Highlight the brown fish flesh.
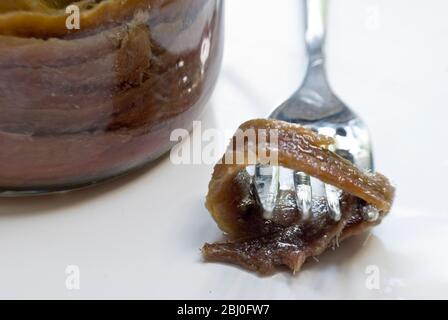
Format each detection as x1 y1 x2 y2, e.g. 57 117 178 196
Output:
202 119 395 275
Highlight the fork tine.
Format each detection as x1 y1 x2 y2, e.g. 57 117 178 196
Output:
253 164 280 219
294 172 312 220
324 183 342 221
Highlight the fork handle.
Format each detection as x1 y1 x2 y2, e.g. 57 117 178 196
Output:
305 0 327 64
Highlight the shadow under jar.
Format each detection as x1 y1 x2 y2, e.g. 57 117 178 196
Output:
0 0 224 195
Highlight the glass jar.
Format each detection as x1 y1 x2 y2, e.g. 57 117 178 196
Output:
0 0 224 195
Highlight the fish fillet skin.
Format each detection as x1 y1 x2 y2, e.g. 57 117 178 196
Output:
0 0 155 38
202 119 395 274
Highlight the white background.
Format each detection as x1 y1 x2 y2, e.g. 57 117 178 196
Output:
0 0 447 299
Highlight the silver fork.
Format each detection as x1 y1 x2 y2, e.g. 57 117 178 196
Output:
253 0 375 221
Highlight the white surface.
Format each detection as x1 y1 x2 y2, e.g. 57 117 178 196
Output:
1 0 448 299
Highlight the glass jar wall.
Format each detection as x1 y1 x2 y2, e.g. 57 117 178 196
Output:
0 0 224 194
